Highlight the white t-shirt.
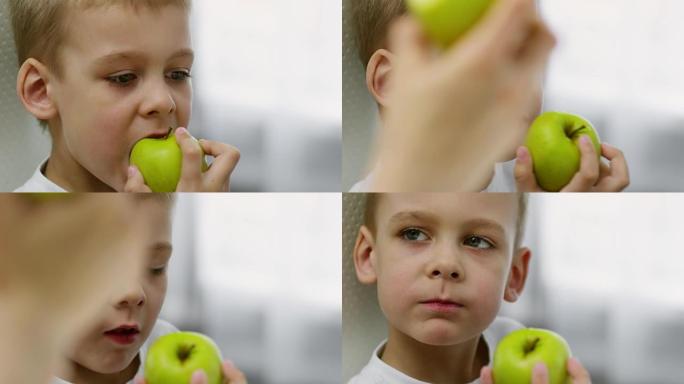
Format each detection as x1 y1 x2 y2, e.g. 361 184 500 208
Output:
349 160 516 193
14 159 67 192
50 319 179 384
348 317 524 384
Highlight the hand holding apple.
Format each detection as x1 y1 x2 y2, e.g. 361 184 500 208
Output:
406 0 495 48
480 356 591 384
127 128 240 193
129 128 208 192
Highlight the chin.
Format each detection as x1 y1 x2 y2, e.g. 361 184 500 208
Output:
410 323 470 347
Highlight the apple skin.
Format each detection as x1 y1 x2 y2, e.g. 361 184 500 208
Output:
406 0 495 47
493 328 572 384
129 133 209 193
525 112 601 192
145 332 223 384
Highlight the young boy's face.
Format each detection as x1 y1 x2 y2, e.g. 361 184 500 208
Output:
361 194 526 346
49 4 193 190
65 199 172 375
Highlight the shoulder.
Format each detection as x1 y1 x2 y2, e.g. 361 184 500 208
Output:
149 318 180 339
348 340 429 384
350 172 374 192
14 159 66 193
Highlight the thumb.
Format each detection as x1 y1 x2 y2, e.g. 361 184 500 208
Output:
191 370 208 384
133 377 147 384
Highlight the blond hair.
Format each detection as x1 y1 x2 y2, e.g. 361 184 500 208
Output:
364 193 529 250
349 0 407 67
8 0 192 75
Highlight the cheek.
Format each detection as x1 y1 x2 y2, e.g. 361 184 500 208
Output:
468 262 508 321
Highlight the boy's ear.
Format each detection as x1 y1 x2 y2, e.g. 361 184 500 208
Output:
16 58 58 122
353 225 378 285
504 247 532 303
365 49 394 108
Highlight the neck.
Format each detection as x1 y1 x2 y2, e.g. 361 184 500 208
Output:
45 137 115 192
381 326 489 384
57 354 139 384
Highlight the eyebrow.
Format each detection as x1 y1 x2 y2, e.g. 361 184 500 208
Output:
149 242 173 260
388 212 507 237
387 211 439 226
463 219 507 238
93 48 194 66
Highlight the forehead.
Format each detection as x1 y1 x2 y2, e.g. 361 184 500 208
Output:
137 199 173 242
376 194 519 231
61 4 191 61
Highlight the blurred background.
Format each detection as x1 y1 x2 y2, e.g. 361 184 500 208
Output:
343 193 684 384
0 0 341 192
342 0 684 191
165 194 341 384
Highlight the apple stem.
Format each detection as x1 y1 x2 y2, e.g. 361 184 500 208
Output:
523 337 540 356
567 125 586 137
178 344 195 363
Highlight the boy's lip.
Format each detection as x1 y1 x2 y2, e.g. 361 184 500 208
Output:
145 127 174 139
103 323 141 345
419 298 465 313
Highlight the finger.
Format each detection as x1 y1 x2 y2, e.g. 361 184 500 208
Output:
480 366 494 384
389 16 432 71
199 140 240 192
567 357 591 384
176 127 204 190
191 370 208 384
124 166 152 193
596 143 630 191
222 360 247 384
133 377 147 384
563 135 599 192
531 362 549 384
514 146 542 192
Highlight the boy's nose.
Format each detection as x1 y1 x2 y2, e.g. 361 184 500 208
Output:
428 244 465 281
140 81 176 118
116 285 146 308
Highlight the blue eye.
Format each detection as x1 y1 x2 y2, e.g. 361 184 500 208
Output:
167 70 191 81
463 236 494 249
107 73 137 86
401 228 429 242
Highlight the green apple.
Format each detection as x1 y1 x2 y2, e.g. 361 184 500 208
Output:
406 0 495 47
129 130 209 192
145 332 223 384
525 112 601 192
493 328 572 384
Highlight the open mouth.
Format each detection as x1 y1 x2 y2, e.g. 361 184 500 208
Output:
103 325 140 345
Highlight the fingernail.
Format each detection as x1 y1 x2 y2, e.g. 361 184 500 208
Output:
580 135 591 146
223 359 235 369
177 127 188 136
128 166 136 177
192 370 208 380
516 147 529 162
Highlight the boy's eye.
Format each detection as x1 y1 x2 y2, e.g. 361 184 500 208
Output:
107 73 138 86
401 228 429 242
150 266 167 276
167 70 192 81
463 236 494 249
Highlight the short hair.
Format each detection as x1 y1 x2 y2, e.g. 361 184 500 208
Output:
8 0 192 75
364 193 529 250
349 0 407 67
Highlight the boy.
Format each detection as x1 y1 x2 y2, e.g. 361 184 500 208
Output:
9 0 240 192
350 193 590 383
44 195 246 384
348 0 629 192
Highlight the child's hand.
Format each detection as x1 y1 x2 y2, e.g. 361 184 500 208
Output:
479 357 592 384
135 360 247 384
125 127 240 192
514 137 630 192
372 0 556 191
